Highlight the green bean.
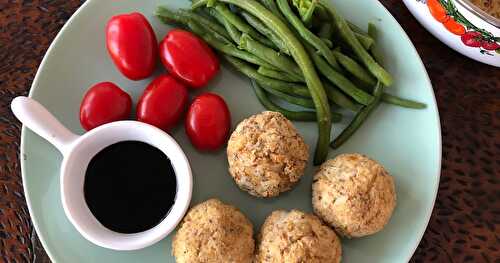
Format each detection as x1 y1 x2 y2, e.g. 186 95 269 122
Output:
314 4 330 20
355 33 374 50
240 11 290 54
230 55 357 111
214 3 275 48
325 21 373 50
277 0 342 72
322 81 359 111
258 67 303 82
202 7 224 24
205 7 242 43
156 6 190 24
331 82 384 149
259 0 287 22
239 33 303 79
318 23 333 39
258 81 316 109
321 2 393 86
321 38 333 48
224 55 310 97
194 0 332 164
332 50 377 86
331 32 373 51
306 44 374 105
157 7 232 42
252 80 318 122
347 21 367 36
367 22 384 64
185 21 279 70
253 81 343 122
381 93 427 109
301 1 318 27
351 77 374 93
368 22 377 39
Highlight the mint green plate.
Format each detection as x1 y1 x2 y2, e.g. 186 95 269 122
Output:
21 0 441 262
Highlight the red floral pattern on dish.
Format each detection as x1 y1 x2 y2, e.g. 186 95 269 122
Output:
418 0 500 55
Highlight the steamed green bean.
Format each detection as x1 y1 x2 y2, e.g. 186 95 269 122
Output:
306 44 374 105
239 33 303 78
214 3 275 47
331 82 384 148
332 50 377 86
258 67 303 82
322 1 393 86
277 0 342 72
240 11 290 54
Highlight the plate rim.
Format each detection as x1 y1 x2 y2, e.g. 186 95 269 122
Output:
19 0 442 262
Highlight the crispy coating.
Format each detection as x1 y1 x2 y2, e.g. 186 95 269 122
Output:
255 210 342 263
312 153 396 238
227 111 309 198
172 199 255 263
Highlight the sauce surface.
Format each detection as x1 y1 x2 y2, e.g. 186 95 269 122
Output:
84 141 176 234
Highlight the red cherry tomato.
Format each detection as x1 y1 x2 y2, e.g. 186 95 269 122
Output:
136 75 188 131
185 93 231 151
159 29 219 88
80 82 132 131
461 31 482 47
106 12 158 80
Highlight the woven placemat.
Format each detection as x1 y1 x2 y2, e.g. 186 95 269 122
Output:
0 0 498 262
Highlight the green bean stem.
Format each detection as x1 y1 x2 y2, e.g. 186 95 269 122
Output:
321 1 393 86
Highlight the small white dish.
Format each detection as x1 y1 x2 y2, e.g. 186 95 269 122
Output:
403 0 500 67
11 96 193 251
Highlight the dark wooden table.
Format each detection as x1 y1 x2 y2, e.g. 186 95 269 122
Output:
1 0 498 262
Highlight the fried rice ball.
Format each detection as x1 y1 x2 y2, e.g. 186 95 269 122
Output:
255 209 342 263
172 199 255 263
227 111 309 198
312 153 396 238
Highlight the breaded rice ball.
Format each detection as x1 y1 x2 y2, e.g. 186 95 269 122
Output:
312 153 396 238
255 210 342 263
227 111 309 198
172 199 255 263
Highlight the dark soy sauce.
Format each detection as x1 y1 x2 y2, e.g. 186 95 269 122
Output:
84 141 176 234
